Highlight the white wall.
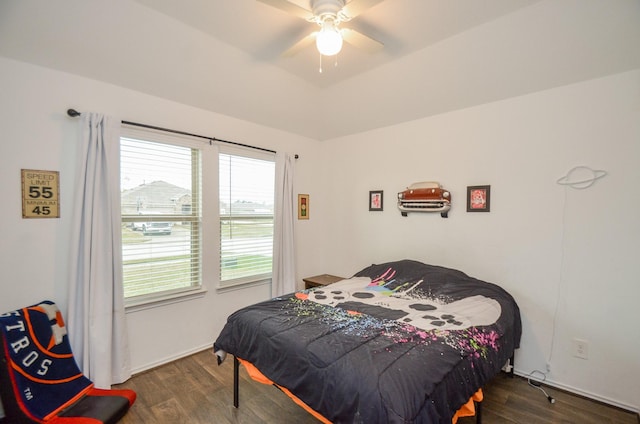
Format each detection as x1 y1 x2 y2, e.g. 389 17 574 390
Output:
0 57 325 371
319 70 640 412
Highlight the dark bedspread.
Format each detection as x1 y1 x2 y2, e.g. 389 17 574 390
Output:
214 260 521 423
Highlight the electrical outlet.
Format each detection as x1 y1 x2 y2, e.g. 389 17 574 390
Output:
572 338 589 359
546 362 551 372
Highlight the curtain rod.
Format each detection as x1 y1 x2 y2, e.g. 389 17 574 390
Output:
67 108 298 158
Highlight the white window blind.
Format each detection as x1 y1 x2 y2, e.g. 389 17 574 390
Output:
120 135 202 301
219 150 275 287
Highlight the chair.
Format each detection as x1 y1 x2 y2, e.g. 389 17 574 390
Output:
0 301 136 423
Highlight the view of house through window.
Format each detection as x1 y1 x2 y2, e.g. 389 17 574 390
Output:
219 150 275 287
120 135 202 300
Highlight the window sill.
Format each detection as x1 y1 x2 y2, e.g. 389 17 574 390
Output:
216 278 271 294
125 287 208 313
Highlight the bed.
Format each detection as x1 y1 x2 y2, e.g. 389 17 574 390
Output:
214 259 521 423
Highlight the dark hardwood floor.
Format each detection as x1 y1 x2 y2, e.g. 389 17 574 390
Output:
114 350 638 423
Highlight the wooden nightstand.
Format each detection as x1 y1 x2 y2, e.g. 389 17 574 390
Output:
303 274 345 289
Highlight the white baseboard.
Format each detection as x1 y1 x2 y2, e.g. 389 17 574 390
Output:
513 369 639 414
130 343 213 375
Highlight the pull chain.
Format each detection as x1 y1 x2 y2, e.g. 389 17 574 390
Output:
319 53 339 73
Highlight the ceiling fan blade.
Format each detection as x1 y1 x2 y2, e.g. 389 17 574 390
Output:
256 0 314 21
342 0 386 19
341 28 383 53
281 32 317 57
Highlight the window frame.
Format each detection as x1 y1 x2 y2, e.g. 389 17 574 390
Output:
218 145 276 289
120 126 208 308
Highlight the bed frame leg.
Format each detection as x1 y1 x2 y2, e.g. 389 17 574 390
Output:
233 356 239 408
475 399 482 424
509 354 515 378
502 354 516 377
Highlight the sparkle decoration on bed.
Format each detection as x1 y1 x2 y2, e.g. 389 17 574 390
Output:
304 275 501 331
289 288 501 361
288 266 505 362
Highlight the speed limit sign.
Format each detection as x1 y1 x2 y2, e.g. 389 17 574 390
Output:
21 169 60 218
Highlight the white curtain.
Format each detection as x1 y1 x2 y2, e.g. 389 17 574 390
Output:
272 152 296 297
67 113 131 388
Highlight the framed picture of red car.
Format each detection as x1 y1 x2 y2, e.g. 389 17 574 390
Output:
467 185 491 212
369 190 383 211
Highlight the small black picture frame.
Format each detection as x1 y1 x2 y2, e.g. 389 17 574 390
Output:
369 190 383 211
467 185 491 212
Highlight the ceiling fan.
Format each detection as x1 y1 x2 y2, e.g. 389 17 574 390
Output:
258 0 385 57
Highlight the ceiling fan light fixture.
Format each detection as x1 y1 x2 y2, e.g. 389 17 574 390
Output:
316 19 343 56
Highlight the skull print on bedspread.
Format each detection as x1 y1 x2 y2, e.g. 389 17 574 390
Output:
307 276 501 331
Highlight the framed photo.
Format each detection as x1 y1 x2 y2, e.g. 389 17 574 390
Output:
467 185 491 212
369 190 383 211
298 194 309 219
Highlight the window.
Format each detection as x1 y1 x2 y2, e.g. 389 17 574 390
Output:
120 130 202 302
219 148 275 287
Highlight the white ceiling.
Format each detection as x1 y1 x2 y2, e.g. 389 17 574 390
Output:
1 0 639 140
130 0 542 88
